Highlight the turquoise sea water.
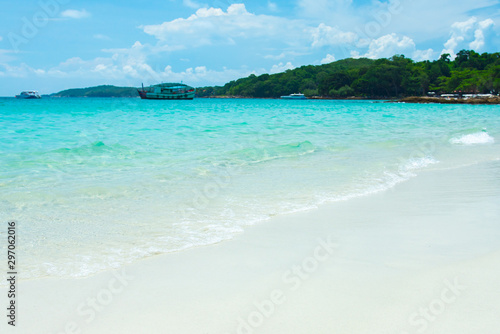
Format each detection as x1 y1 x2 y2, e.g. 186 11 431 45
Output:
0 98 499 280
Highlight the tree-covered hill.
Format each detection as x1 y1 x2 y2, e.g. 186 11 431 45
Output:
51 85 139 97
197 50 500 99
49 51 500 99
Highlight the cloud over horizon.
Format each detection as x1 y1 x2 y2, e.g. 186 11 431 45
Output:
60 9 91 19
441 17 496 57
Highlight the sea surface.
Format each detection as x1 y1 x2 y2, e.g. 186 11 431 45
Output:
0 97 499 281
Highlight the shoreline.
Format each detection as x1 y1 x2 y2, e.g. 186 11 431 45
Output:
394 96 500 104
6 95 499 104
2 159 499 333
198 95 388 100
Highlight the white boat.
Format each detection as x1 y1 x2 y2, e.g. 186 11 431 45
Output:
15 91 41 99
280 93 306 100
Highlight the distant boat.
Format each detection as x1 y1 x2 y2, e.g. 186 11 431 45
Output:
280 93 306 100
15 91 41 99
138 83 196 100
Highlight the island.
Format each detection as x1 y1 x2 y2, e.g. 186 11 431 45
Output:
49 50 500 104
51 85 139 98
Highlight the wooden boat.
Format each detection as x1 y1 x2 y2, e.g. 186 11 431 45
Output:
138 83 195 100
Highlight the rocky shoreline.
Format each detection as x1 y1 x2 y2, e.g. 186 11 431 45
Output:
394 96 500 104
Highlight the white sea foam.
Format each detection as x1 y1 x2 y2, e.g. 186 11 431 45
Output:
400 156 439 173
450 132 495 145
318 156 440 204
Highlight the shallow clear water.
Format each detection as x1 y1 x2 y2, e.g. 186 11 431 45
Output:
0 97 499 280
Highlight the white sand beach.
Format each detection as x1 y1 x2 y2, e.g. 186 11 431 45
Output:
2 160 500 334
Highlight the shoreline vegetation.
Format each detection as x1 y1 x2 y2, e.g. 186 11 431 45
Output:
197 49 500 100
47 50 500 104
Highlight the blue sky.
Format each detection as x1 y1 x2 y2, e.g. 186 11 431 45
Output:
0 0 499 95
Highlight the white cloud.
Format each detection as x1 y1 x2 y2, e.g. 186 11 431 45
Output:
183 0 202 9
264 53 286 60
478 18 495 30
61 9 91 19
0 39 259 88
413 48 434 61
470 18 495 50
452 17 477 33
264 51 308 60
3 29 299 87
442 17 495 56
442 36 464 57
354 33 415 59
310 23 358 47
93 34 111 41
441 17 476 56
148 65 256 86
350 50 361 58
469 30 485 51
268 1 278 12
350 33 435 61
297 0 496 45
320 54 336 64
0 49 17 63
270 62 294 74
142 4 307 48
0 62 42 78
